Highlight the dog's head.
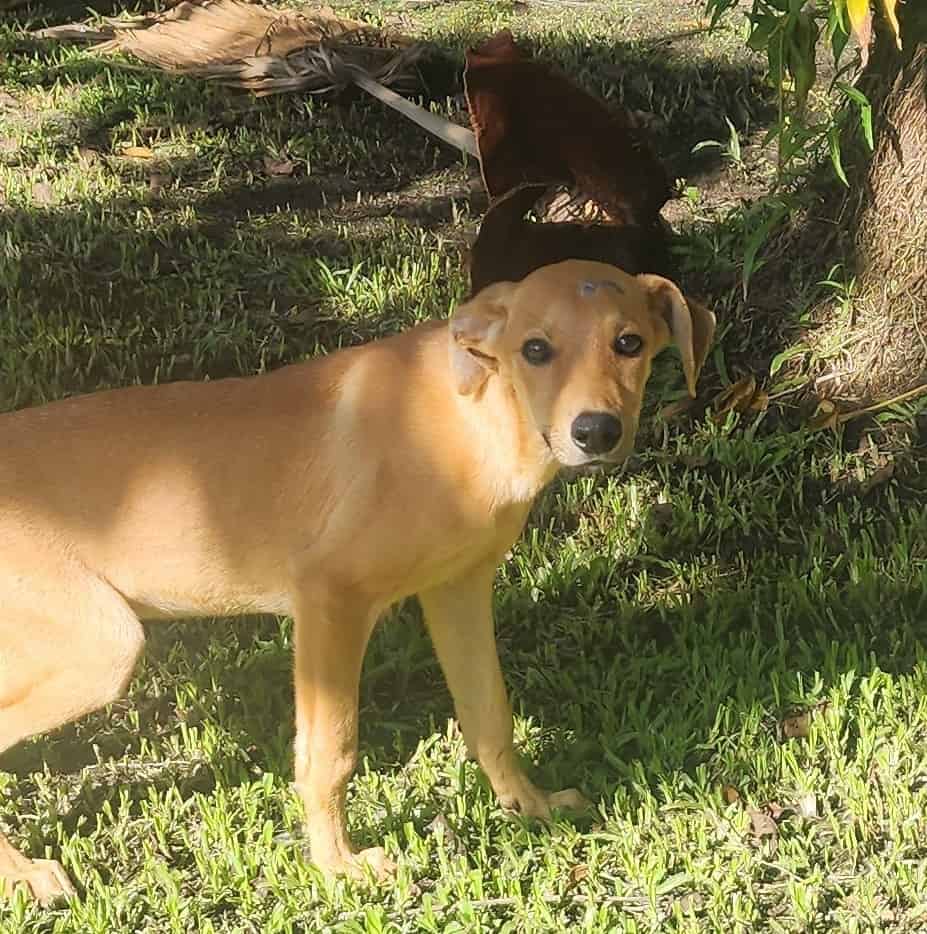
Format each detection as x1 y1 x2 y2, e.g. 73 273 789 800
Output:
449 259 715 468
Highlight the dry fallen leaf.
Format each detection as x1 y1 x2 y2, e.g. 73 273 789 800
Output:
722 784 741 804
782 711 811 739
568 863 589 886
32 180 54 204
77 146 101 166
859 460 894 496
659 396 695 421
748 806 778 841
121 145 154 159
712 375 769 421
713 375 756 417
765 801 785 821
749 390 769 413
808 398 839 432
263 154 297 177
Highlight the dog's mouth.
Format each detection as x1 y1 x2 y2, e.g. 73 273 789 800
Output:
543 418 637 469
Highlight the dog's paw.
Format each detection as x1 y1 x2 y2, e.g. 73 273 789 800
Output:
313 845 396 883
1 858 76 906
547 788 594 814
499 785 593 821
348 846 396 882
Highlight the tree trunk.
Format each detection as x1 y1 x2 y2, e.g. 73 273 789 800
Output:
835 10 927 402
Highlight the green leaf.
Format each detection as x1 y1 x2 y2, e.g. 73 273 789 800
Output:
747 12 781 51
827 0 851 65
770 345 808 376
828 124 849 186
788 12 818 112
837 81 874 149
742 201 789 298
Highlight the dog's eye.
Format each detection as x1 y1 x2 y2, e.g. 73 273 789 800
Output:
521 338 554 365
613 334 643 357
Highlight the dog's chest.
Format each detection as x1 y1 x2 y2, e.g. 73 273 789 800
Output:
359 502 530 604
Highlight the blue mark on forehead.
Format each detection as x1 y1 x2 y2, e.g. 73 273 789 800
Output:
578 279 624 297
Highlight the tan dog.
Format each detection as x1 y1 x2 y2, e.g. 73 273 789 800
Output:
0 260 714 903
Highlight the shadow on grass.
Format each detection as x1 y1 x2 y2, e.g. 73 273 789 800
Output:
2 479 925 850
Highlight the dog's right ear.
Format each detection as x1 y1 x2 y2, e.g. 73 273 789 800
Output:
448 282 514 396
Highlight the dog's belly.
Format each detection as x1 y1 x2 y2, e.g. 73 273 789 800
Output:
126 590 292 622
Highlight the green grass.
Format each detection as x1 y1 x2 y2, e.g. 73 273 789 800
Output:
2 1 927 931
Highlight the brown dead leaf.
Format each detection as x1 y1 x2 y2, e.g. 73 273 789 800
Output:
658 396 695 421
782 711 811 739
808 398 839 432
714 375 756 413
568 863 589 886
859 460 894 496
263 154 297 177
121 145 154 159
722 784 740 804
32 180 54 204
77 146 101 166
749 390 769 413
748 806 778 841
712 375 765 421
677 892 705 914
765 801 785 821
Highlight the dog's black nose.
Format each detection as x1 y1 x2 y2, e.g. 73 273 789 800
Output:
571 411 622 455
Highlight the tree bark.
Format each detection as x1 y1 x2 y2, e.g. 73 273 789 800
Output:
837 10 927 400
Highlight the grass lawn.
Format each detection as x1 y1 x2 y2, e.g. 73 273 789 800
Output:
2 1 927 931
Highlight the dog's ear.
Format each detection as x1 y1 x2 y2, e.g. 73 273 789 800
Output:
638 274 716 398
448 282 514 396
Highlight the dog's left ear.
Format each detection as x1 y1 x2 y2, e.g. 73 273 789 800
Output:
448 282 514 396
638 274 716 398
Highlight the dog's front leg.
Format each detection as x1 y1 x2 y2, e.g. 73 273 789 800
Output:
291 587 393 880
419 563 590 820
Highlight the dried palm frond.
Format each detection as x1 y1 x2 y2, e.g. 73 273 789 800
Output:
32 0 475 150
34 1 424 96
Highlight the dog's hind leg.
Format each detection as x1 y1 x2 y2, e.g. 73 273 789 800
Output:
0 548 146 904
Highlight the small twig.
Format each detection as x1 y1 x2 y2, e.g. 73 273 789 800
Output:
838 381 927 423
766 381 810 402
644 25 713 47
